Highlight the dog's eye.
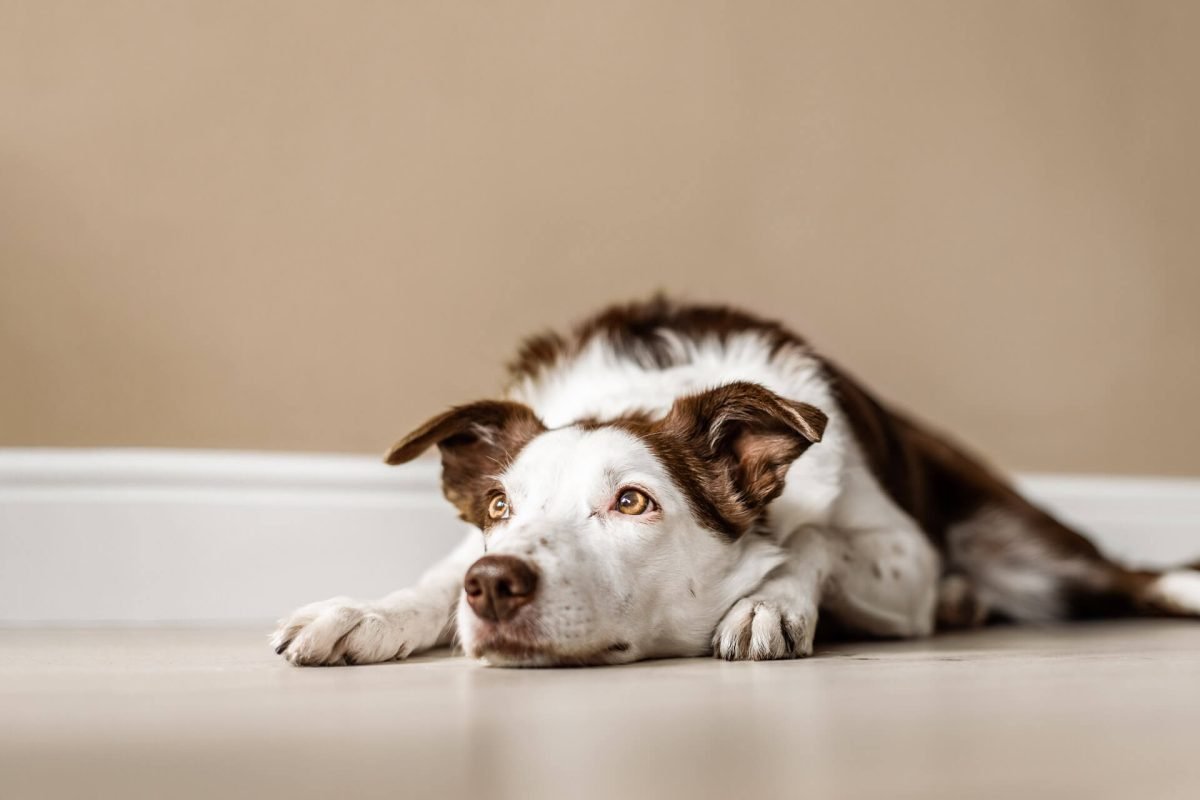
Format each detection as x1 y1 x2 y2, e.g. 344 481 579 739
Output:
616 488 653 516
487 494 510 521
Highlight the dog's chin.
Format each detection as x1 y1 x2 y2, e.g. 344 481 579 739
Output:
463 625 636 668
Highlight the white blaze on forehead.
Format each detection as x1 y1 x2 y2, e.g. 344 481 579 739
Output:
500 426 674 512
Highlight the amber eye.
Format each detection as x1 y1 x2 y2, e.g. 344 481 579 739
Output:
616 488 652 516
487 494 510 521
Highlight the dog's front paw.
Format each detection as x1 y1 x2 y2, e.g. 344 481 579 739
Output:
713 597 816 661
271 596 432 667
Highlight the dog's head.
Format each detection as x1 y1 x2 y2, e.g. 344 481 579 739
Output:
387 382 826 666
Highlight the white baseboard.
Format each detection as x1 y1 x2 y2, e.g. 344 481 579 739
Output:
1 448 1198 623
0 449 457 624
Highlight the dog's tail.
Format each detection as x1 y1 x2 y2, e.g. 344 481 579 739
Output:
1136 564 1200 617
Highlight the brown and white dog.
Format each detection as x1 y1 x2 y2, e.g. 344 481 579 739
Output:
273 298 1200 666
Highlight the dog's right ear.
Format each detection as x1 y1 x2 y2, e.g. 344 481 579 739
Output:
385 401 546 525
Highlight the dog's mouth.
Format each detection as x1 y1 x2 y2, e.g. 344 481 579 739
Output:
468 626 546 663
468 627 633 667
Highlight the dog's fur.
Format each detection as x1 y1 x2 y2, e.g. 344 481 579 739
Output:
273 298 1200 666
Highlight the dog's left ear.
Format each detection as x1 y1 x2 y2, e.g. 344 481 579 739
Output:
657 382 827 534
385 400 546 526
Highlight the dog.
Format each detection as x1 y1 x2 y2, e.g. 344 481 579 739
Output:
272 298 1200 666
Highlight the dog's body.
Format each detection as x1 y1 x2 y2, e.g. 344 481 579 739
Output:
273 299 1200 666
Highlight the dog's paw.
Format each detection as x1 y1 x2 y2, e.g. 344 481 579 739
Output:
271 596 434 667
712 597 816 661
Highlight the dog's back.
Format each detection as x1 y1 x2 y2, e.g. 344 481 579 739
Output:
506 297 1200 627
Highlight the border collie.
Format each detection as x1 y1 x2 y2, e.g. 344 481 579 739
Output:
273 298 1200 666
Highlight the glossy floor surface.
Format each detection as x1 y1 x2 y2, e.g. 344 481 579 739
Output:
2 622 1198 799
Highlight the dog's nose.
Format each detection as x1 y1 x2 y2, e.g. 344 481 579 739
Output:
464 555 539 622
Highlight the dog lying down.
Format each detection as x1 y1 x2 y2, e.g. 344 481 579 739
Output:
273 298 1200 667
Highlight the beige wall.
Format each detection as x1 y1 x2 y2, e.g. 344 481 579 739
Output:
2 1 1198 475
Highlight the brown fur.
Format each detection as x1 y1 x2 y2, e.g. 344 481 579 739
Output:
385 401 545 528
822 359 1160 618
508 295 809 386
618 382 826 540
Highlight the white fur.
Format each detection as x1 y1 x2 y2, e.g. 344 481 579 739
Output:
946 505 1104 622
1145 571 1200 616
457 426 788 664
275 329 943 665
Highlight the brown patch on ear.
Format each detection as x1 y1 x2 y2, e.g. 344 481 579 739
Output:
638 382 827 539
384 401 546 527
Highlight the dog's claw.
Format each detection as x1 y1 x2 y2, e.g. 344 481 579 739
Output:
713 597 816 661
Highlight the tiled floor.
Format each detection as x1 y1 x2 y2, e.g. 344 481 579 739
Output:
2 622 1198 799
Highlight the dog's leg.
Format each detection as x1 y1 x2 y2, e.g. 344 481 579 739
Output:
935 573 989 629
947 502 1200 622
711 474 942 659
817 466 942 639
272 528 483 666
820 522 941 638
712 526 829 660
